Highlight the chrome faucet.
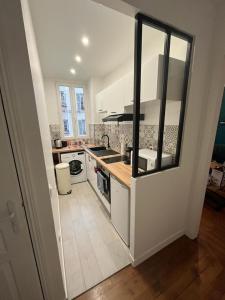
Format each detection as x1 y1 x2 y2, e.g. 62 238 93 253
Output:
101 134 110 149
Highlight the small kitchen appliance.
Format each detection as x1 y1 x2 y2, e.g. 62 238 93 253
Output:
54 139 63 149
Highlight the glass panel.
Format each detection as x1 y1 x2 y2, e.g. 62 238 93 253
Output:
75 87 87 136
137 24 166 174
59 86 74 137
162 35 188 167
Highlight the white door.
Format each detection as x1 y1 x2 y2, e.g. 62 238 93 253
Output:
0 93 43 300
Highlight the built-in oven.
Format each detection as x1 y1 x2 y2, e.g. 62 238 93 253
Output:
96 164 111 204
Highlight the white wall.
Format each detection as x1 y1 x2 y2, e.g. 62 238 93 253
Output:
88 77 103 124
0 0 66 299
44 78 60 124
20 0 67 296
186 2 225 238
121 0 221 264
95 0 224 265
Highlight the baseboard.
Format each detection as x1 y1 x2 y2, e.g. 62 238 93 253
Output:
132 230 185 267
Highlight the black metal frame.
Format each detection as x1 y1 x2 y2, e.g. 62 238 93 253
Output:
132 13 193 178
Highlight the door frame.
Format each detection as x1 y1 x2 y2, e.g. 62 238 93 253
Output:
0 88 45 300
0 1 65 299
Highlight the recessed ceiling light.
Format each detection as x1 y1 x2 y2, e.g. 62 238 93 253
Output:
81 36 89 46
70 68 76 75
75 55 82 63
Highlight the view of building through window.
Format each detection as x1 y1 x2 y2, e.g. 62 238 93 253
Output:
59 86 74 137
59 85 87 137
75 87 86 136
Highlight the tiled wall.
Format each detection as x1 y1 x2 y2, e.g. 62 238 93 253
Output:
49 123 178 155
49 124 61 140
89 123 178 155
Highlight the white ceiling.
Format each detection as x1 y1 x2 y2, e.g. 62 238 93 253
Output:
28 0 137 81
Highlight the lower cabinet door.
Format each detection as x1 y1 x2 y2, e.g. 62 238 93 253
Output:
111 176 130 246
86 154 91 182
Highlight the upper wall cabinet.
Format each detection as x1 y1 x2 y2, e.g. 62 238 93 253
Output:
96 90 108 113
96 92 103 113
97 78 125 115
108 78 125 114
124 73 134 107
141 54 185 102
96 54 185 115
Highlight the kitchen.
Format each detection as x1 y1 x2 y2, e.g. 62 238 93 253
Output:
27 0 190 298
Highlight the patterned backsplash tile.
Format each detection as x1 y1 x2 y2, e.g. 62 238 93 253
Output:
89 123 178 155
49 124 61 140
49 122 178 156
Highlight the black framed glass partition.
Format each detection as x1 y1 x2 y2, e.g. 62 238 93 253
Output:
132 13 193 177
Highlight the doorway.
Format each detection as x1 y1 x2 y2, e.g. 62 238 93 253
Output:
204 87 225 211
27 0 134 298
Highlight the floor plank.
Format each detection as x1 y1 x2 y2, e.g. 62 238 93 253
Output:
59 181 131 299
76 203 225 300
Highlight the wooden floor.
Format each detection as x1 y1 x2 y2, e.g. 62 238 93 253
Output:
76 203 225 300
59 182 131 300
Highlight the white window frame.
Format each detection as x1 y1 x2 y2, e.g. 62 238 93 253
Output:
74 87 87 137
56 82 88 139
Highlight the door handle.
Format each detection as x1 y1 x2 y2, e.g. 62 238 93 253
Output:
7 200 19 234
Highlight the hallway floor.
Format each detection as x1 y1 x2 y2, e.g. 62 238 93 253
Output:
59 182 131 300
76 203 225 300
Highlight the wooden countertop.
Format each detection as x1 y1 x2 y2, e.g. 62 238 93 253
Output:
84 147 132 188
52 144 96 154
52 144 132 188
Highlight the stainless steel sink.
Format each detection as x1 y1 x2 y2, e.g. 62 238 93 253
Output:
101 155 127 164
88 147 119 157
88 146 106 152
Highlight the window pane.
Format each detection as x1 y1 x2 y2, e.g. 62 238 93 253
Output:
59 86 73 137
138 24 166 174
75 87 86 136
162 35 188 167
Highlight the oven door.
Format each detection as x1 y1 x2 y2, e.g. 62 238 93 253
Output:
69 159 83 176
97 170 111 203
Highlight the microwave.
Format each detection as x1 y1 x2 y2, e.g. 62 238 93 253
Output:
137 149 172 172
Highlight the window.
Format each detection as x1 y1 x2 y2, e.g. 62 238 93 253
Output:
59 86 73 137
75 87 86 136
58 85 87 138
132 13 193 177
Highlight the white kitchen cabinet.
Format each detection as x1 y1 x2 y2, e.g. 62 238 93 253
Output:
104 78 125 115
96 92 103 113
111 176 130 246
86 153 97 191
123 73 134 107
96 93 101 112
96 54 185 114
86 153 91 181
141 54 185 102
